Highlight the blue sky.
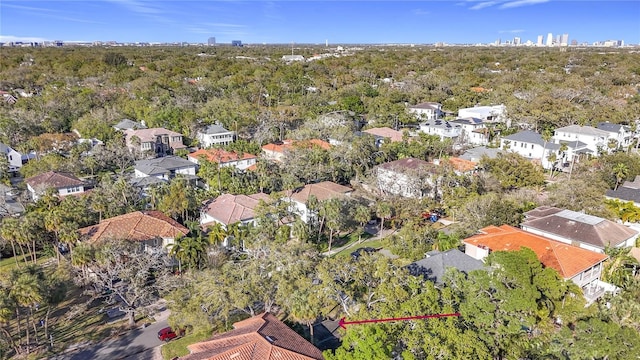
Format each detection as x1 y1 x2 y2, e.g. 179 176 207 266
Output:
1 1 638 45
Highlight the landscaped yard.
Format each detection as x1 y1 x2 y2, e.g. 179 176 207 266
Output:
161 331 212 360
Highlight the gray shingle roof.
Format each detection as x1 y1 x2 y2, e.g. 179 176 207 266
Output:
135 156 195 176
606 177 640 203
503 130 560 150
459 146 502 162
114 119 147 130
201 124 231 135
597 122 629 133
406 249 485 284
451 117 484 126
555 125 609 137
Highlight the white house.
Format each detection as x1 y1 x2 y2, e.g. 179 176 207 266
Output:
458 104 508 126
553 125 609 155
596 122 634 150
376 158 439 199
200 193 270 229
0 143 36 173
500 130 560 169
25 171 85 201
134 156 198 180
418 120 461 141
196 124 235 148
408 102 443 120
521 206 640 253
188 148 257 171
450 117 490 146
284 181 352 223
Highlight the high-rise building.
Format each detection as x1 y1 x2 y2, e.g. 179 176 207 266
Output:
231 40 242 47
513 37 521 46
560 34 569 46
546 33 553 46
537 35 543 46
208 37 216 46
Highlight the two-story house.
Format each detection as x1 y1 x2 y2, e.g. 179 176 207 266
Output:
408 102 443 120
463 225 613 304
25 171 85 201
451 117 489 146
188 148 257 171
458 104 508 126
377 158 439 199
134 156 198 180
196 124 235 148
596 122 634 150
553 125 609 155
124 128 186 157
0 143 36 173
418 120 461 142
521 206 639 253
500 130 560 169
200 193 270 230
284 181 352 223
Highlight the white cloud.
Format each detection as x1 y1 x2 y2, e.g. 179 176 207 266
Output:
0 35 50 43
470 1 499 10
500 0 550 9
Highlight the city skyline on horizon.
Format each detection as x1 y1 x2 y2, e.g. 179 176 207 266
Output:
1 1 638 45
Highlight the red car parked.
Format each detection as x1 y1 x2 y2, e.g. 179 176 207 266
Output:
158 327 177 342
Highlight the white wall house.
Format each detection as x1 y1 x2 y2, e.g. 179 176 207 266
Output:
500 131 560 169
418 120 461 141
458 104 509 127
450 118 490 146
197 124 235 148
25 171 85 201
408 102 443 120
283 181 352 223
188 149 257 171
0 143 36 173
377 158 438 199
596 122 635 150
553 125 609 155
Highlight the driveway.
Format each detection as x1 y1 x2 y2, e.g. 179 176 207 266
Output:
58 303 170 360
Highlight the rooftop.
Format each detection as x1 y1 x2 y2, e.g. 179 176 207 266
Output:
554 125 609 137
79 210 188 243
285 181 352 203
362 127 404 142
463 225 609 279
200 124 233 135
502 130 560 149
182 312 324 360
25 171 84 189
202 193 270 226
189 148 256 164
262 139 332 154
135 156 196 175
407 249 485 284
378 157 436 172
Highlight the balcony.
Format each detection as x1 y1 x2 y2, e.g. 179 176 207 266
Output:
582 280 619 305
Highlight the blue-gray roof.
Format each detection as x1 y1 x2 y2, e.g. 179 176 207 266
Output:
114 119 147 130
597 122 629 133
421 119 461 130
135 156 195 176
406 249 485 284
451 117 484 126
201 124 232 135
459 146 502 162
503 130 560 150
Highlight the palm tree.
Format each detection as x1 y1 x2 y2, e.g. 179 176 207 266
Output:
208 222 227 247
71 244 95 283
288 288 317 345
10 269 44 352
613 163 629 190
376 201 392 234
353 205 371 243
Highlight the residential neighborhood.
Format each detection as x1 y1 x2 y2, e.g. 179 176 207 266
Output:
1 44 640 360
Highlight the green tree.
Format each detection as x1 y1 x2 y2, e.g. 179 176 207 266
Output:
613 162 629 190
480 152 545 189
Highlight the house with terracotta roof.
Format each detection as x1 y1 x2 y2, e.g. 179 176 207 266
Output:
79 210 188 250
521 206 639 253
25 171 85 201
437 157 477 175
181 312 324 360
284 181 352 223
188 148 257 171
123 127 186 157
407 102 443 120
200 193 270 229
262 139 331 162
376 158 439 199
463 225 613 304
362 127 404 145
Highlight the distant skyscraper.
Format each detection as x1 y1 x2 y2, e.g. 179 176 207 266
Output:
560 34 569 46
208 37 216 46
546 33 553 46
537 35 543 46
231 40 242 47
513 37 521 46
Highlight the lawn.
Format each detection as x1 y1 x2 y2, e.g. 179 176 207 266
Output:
333 238 384 259
161 331 212 360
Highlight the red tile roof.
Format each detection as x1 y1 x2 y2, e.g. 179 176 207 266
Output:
363 127 404 142
79 211 188 243
189 148 257 164
285 181 352 203
443 157 477 173
201 193 271 226
463 225 608 279
182 313 324 360
25 171 83 189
